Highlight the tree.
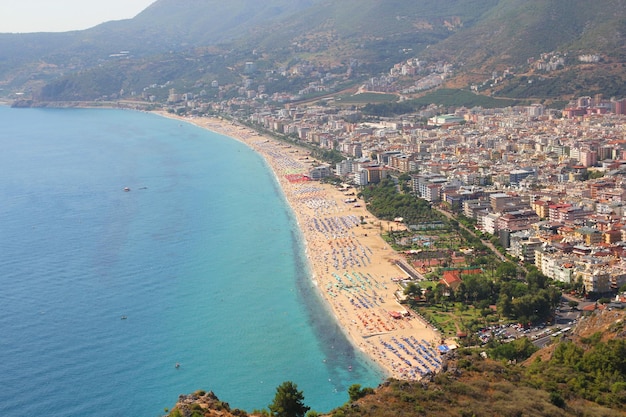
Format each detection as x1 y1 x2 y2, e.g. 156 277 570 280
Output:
348 384 373 402
526 269 548 291
495 262 517 281
269 381 310 417
433 282 447 305
497 293 513 318
348 384 363 402
491 336 538 361
574 275 585 295
404 282 422 299
424 288 435 304
549 391 566 408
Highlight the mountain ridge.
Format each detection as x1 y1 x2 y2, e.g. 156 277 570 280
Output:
1 0 624 103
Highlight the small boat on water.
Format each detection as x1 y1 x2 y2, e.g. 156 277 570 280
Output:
121 315 127 320
175 363 180 369
123 187 130 192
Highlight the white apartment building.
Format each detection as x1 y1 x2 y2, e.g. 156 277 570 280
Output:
480 212 501 235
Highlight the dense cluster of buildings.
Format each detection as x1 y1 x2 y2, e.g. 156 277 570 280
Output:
240 97 626 295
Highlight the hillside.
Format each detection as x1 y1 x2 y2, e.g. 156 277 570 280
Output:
92 0 317 49
1 0 624 103
243 0 499 60
18 0 499 101
0 0 315 95
426 0 626 99
167 310 626 417
425 0 626 68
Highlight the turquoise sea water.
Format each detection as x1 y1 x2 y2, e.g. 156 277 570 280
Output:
0 107 384 416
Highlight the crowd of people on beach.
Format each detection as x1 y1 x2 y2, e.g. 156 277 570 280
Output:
285 179 444 380
377 337 443 379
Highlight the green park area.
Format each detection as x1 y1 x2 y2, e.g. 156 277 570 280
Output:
335 92 398 105
418 301 500 339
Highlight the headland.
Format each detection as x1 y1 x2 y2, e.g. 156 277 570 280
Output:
158 112 443 380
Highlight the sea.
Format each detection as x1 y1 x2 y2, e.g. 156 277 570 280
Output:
0 106 385 417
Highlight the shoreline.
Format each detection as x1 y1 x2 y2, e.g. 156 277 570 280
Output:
157 112 443 381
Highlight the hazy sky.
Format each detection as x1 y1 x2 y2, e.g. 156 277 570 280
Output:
0 0 157 33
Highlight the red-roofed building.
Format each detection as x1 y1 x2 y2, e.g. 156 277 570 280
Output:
440 270 463 290
440 268 483 291
582 303 606 313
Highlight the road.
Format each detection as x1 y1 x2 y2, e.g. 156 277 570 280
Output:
433 205 510 264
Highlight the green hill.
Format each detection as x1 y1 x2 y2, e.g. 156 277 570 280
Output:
425 0 626 67
1 0 624 102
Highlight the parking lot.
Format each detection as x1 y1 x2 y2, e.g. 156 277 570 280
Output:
475 296 587 348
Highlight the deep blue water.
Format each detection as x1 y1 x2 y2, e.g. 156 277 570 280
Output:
0 107 384 416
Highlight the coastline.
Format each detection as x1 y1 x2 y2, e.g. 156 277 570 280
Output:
158 112 443 381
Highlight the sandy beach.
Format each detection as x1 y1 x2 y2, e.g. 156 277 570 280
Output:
160 112 443 380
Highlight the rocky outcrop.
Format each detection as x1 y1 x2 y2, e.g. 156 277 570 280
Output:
169 390 252 417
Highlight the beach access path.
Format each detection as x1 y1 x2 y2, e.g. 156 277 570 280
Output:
159 113 443 380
